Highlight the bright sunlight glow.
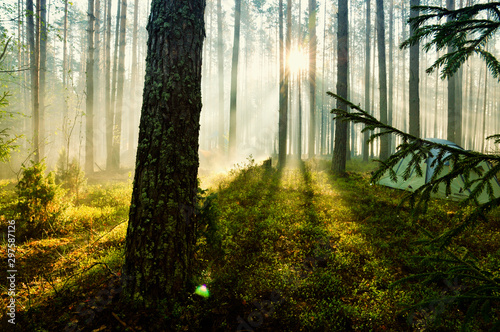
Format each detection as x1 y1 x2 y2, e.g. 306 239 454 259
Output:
288 48 309 74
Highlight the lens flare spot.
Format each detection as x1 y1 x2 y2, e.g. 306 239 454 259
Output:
195 284 209 298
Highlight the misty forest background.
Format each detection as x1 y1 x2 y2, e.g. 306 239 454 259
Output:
1 0 500 331
3 0 500 174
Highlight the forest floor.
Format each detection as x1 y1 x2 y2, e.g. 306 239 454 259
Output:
1 158 499 331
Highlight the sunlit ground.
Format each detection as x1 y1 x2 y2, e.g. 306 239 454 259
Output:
2 158 499 331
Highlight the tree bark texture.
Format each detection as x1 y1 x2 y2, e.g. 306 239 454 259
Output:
123 0 205 307
217 0 224 152
27 0 40 162
130 0 139 159
86 0 95 174
278 0 287 167
39 0 46 159
363 0 370 162
376 0 389 161
409 0 420 138
105 0 113 169
447 0 457 143
332 0 348 174
308 0 316 158
112 0 127 169
228 0 241 158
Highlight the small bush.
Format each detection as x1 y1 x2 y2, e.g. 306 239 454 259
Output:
55 149 86 199
16 161 63 238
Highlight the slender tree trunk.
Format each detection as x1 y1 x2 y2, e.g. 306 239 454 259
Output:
434 56 439 137
228 0 241 158
278 0 289 167
376 0 389 160
18 0 24 141
27 0 40 162
112 0 126 169
278 0 283 157
298 70 302 159
473 65 482 150
370 31 376 158
94 0 101 161
109 0 120 169
308 0 316 158
363 0 370 162
297 0 302 159
332 0 348 174
288 73 293 155
130 0 139 160
447 0 456 143
105 0 113 170
217 0 224 153
39 0 46 159
456 0 464 145
86 0 95 174
467 60 473 147
388 0 394 151
409 0 420 138
123 0 205 308
320 0 327 155
62 0 68 158
481 61 488 152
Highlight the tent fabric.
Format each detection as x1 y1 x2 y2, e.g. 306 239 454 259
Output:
377 138 500 204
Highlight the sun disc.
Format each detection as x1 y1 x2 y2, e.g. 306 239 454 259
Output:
289 48 308 73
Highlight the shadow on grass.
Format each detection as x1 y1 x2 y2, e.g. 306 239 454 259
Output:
11 160 467 331
319 169 472 330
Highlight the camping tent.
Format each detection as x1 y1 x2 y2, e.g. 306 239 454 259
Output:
377 138 500 204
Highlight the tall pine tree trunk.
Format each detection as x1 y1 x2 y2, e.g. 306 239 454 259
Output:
320 0 327 155
27 0 40 162
278 0 287 167
401 0 407 132
62 0 68 159
94 0 102 161
217 0 225 153
308 0 316 158
39 0 46 159
332 0 348 174
409 0 420 137
109 0 120 169
297 0 302 159
282 0 291 165
481 61 488 152
86 0 95 174
123 0 205 308
376 0 389 161
228 0 241 158
388 0 394 151
455 0 464 145
130 0 139 160
447 0 456 143
112 0 126 170
363 0 370 162
105 0 113 170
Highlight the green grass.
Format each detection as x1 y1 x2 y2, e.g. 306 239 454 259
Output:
1 160 499 331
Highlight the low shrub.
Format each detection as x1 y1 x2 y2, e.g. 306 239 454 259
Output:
16 161 64 238
55 149 87 200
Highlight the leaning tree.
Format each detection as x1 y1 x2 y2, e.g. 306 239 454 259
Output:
123 0 206 309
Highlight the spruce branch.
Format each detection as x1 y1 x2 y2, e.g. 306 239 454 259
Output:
329 91 500 223
401 2 500 80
